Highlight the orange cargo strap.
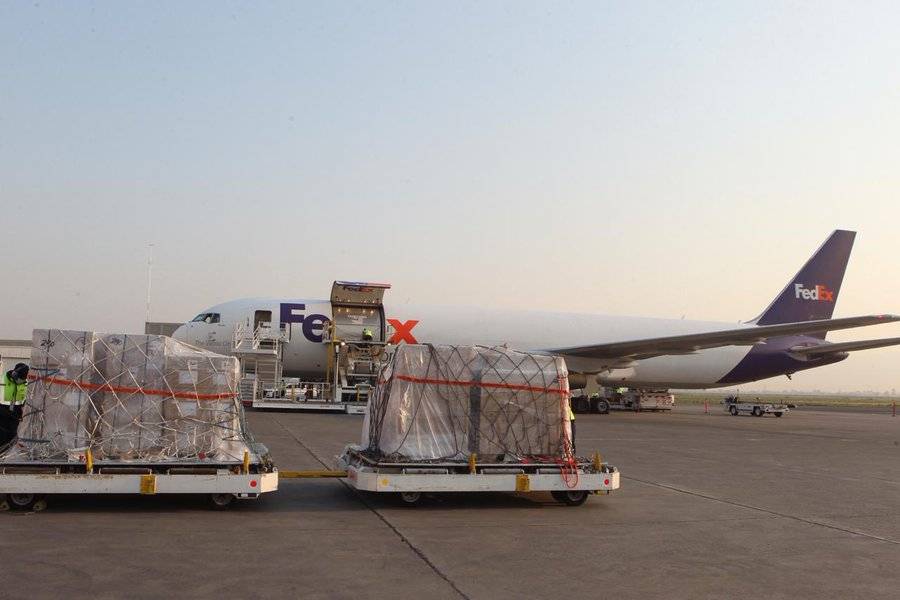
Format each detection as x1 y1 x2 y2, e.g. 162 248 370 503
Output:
393 374 568 396
28 374 237 402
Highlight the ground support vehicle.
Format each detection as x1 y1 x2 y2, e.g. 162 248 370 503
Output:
722 395 790 417
571 393 609 414
253 379 368 415
0 451 278 511
239 282 390 415
337 446 620 506
572 388 676 414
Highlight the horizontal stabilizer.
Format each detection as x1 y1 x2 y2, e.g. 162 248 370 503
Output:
550 314 900 363
789 337 900 357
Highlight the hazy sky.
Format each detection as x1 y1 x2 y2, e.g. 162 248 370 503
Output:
2 1 899 392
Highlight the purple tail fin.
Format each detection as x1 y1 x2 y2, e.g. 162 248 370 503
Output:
749 230 856 333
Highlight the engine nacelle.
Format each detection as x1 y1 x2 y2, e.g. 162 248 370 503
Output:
568 372 588 390
596 367 636 383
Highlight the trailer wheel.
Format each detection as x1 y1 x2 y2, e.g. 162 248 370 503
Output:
592 399 610 414
753 407 763 417
208 493 236 510
6 493 38 511
729 405 738 416
551 490 588 506
399 491 423 506
774 412 783 418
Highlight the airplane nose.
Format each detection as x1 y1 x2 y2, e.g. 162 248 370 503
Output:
172 324 188 341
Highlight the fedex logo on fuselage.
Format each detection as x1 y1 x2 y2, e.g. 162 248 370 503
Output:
280 303 420 344
281 303 330 342
794 283 834 302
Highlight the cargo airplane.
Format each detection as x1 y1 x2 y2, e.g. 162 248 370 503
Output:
173 230 900 390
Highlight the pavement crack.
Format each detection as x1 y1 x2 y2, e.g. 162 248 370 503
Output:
351 490 472 600
623 475 899 546
274 420 471 600
273 418 335 471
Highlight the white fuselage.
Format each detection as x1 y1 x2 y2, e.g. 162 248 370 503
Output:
173 298 756 389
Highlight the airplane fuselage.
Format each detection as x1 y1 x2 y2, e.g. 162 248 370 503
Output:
173 298 846 389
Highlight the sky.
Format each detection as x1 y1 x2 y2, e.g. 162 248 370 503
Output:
1 1 899 392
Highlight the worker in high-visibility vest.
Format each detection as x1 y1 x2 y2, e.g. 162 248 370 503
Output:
361 327 374 342
0 363 29 448
567 396 576 454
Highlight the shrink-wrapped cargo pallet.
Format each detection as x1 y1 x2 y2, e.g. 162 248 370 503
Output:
0 329 254 464
362 344 572 462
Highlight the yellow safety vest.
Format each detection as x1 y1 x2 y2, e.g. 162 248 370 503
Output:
2 372 27 406
567 400 575 421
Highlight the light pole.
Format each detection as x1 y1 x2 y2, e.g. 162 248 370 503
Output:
146 243 154 324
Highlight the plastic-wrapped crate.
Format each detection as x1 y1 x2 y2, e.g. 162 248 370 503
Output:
363 345 572 461
91 333 169 460
11 330 99 455
0 329 253 464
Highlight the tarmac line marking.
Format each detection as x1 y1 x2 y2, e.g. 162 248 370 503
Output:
623 475 899 546
273 418 471 600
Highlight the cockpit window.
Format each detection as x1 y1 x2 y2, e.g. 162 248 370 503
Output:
191 312 220 324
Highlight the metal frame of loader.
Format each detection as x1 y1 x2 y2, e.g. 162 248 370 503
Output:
250 281 392 414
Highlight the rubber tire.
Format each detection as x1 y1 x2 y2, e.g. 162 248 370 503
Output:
729 405 738 416
593 399 610 415
551 490 589 506
774 412 783 418
209 493 236 510
753 407 763 417
6 493 38 511
399 491 423 506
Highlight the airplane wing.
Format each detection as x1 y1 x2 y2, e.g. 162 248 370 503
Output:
788 336 900 357
549 314 900 362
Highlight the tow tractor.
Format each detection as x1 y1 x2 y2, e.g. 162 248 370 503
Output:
572 387 676 414
722 395 790 417
338 446 619 506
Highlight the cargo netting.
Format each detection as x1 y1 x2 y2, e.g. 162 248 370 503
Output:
362 344 573 462
0 329 258 464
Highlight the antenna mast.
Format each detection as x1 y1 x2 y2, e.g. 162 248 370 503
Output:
146 243 154 324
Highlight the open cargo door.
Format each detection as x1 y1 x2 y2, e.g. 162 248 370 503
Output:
330 281 391 342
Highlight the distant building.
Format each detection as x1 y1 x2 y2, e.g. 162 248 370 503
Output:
144 322 183 337
0 338 32 377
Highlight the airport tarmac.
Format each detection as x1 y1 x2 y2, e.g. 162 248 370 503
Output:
3 406 898 600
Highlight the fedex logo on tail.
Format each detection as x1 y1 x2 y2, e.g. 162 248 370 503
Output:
794 283 834 302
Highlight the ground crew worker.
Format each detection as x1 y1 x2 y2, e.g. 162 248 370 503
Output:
0 363 29 448
567 396 576 454
362 327 374 342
